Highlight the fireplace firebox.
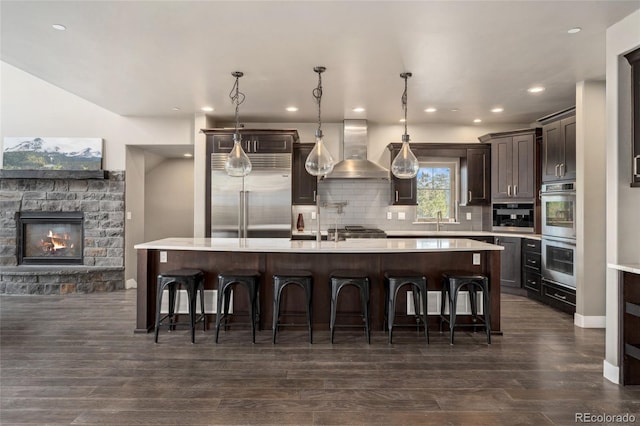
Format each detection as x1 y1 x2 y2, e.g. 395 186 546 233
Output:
17 212 84 265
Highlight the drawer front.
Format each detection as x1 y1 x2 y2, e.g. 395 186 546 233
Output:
542 281 576 306
523 270 541 293
523 239 541 252
523 251 541 272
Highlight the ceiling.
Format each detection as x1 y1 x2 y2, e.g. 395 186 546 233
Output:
2 1 639 127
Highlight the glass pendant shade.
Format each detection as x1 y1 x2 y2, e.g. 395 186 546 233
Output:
225 134 252 177
305 132 335 176
391 138 419 179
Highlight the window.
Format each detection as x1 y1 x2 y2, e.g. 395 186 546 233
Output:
416 160 458 221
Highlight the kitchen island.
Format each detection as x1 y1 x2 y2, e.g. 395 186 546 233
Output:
134 237 504 336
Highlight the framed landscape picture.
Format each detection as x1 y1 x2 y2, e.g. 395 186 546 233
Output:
2 137 103 170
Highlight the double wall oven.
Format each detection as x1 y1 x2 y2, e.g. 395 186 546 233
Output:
540 182 576 289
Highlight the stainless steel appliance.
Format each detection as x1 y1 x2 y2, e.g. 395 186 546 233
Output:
327 226 387 240
211 153 292 238
540 181 576 289
541 182 576 239
492 203 534 233
541 237 576 288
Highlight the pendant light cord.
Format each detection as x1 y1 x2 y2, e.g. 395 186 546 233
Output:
229 72 245 138
401 72 412 138
313 66 326 135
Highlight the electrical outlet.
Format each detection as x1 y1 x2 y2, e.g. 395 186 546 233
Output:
466 212 472 221
473 253 481 265
160 251 167 263
311 211 317 220
398 212 406 220
126 211 132 220
387 211 393 220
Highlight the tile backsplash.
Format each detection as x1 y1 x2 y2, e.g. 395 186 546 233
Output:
292 180 489 233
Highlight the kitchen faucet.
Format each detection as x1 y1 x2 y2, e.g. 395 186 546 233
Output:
436 211 442 232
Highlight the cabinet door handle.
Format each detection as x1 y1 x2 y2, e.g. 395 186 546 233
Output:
526 243 536 248
634 155 639 176
395 190 399 203
553 292 567 301
555 164 560 177
528 260 537 265
253 140 257 153
313 190 317 202
514 185 518 196
560 163 565 176
507 185 511 197
468 190 472 202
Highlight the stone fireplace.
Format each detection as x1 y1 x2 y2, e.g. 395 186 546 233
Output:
0 170 125 294
17 211 84 265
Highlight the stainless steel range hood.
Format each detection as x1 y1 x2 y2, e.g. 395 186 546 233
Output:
326 119 390 179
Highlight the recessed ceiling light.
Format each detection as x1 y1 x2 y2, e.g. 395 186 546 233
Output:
352 107 365 113
424 107 437 113
183 153 193 158
527 86 545 93
399 118 406 122
450 108 460 112
491 107 504 113
473 119 482 123
172 107 180 111
567 27 582 34
201 106 214 112
285 106 298 112
52 24 66 31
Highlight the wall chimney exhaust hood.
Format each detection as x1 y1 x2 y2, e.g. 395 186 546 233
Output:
326 119 390 179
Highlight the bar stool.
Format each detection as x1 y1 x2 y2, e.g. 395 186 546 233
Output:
384 271 429 344
215 270 261 343
272 271 313 344
330 271 370 344
440 271 491 345
154 269 206 344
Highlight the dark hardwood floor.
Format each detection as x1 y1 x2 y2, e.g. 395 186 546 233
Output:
1 290 638 425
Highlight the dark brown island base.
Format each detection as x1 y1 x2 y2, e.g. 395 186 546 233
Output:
134 238 504 337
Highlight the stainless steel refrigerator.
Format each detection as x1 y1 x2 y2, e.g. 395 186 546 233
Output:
211 152 292 238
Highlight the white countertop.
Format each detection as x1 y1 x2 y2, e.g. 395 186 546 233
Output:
135 237 504 254
608 263 640 275
385 230 542 240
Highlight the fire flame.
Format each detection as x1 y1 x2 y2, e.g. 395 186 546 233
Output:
38 230 74 253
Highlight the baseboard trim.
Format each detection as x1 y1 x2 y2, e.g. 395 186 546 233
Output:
574 313 606 328
603 360 620 384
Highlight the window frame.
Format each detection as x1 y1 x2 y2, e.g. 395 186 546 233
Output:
415 158 460 222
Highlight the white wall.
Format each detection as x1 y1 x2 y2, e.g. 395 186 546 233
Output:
604 8 640 384
0 61 194 170
144 158 194 241
575 81 606 326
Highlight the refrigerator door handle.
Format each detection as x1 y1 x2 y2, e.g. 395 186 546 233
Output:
238 191 244 238
243 190 249 238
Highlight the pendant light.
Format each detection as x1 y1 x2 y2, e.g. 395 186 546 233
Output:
225 71 252 177
305 66 335 177
391 72 419 179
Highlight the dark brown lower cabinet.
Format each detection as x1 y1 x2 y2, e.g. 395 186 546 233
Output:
495 236 521 290
622 271 640 385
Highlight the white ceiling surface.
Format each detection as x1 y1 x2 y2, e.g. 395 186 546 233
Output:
1 1 639 127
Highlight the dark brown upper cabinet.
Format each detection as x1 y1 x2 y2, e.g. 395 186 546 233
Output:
292 143 317 205
464 147 491 205
387 144 417 205
538 108 576 183
625 47 640 187
203 128 298 154
479 128 541 202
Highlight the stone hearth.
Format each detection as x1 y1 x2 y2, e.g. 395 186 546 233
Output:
0 171 125 294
